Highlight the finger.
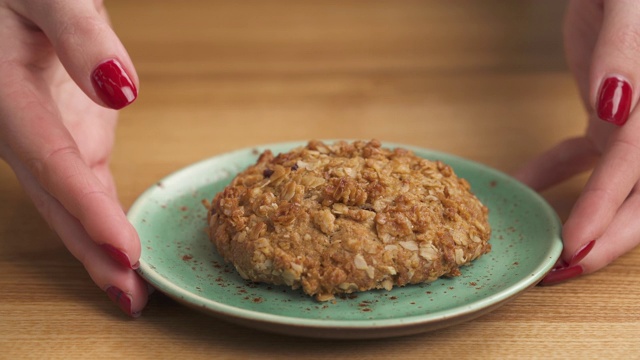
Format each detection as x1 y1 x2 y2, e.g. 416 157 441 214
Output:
578 184 640 274
92 161 119 199
6 151 148 316
513 137 599 191
562 113 640 261
564 0 604 107
590 0 640 125
0 68 140 268
10 0 138 109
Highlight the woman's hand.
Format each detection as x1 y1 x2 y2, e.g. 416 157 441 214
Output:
0 0 147 316
516 0 640 284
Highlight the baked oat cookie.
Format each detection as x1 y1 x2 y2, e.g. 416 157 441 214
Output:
204 140 491 301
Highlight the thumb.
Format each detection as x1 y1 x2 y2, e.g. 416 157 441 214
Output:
13 0 138 110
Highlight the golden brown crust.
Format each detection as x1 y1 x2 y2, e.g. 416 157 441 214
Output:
205 140 491 301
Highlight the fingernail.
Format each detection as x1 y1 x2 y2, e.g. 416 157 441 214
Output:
539 265 583 286
597 76 632 126
106 286 140 318
569 240 596 267
91 59 137 109
101 244 134 269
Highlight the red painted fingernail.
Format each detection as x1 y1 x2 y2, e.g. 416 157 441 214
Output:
569 240 596 267
101 244 134 269
106 286 140 318
91 59 137 109
597 76 632 126
539 265 583 286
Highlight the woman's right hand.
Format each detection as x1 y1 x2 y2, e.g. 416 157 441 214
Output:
516 0 640 285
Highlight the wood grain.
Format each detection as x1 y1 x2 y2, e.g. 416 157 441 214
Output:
1 0 639 358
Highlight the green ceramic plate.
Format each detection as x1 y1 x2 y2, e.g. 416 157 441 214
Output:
129 141 563 339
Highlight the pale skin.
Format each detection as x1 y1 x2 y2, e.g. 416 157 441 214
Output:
0 0 638 316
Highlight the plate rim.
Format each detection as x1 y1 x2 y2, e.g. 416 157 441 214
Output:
129 140 563 335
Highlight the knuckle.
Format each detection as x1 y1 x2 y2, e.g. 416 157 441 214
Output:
582 186 618 207
55 14 108 53
78 188 111 209
610 136 640 153
608 136 640 165
31 191 56 228
607 24 640 61
26 144 79 186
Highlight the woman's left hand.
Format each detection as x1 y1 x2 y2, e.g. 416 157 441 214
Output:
0 0 147 316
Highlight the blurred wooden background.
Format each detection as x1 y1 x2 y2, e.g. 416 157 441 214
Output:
111 0 582 219
3 1 639 358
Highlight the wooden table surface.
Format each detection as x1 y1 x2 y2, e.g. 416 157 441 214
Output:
2 0 639 358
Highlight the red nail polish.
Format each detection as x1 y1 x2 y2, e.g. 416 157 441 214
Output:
539 265 583 286
106 286 139 318
91 59 137 109
569 240 595 267
101 244 134 269
597 76 632 126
